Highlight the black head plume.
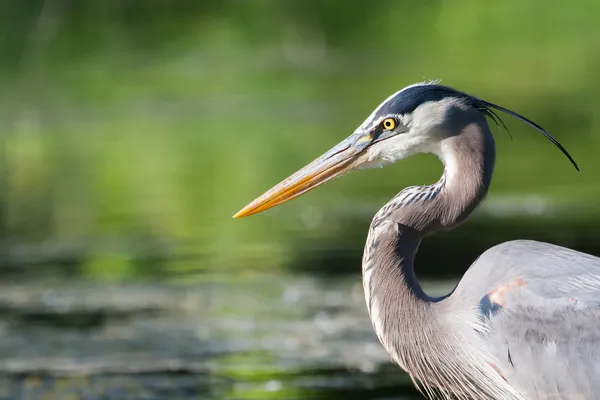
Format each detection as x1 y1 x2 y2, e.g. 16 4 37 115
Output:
478 99 579 171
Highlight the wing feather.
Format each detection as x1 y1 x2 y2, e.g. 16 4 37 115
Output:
457 239 600 398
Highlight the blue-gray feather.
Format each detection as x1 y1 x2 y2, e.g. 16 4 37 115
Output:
461 240 600 397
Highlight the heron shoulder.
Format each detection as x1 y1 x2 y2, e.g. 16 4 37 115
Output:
453 239 600 311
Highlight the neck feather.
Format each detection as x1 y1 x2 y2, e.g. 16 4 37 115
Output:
361 118 521 399
372 118 495 235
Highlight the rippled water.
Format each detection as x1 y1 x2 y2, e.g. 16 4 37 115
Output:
0 275 457 399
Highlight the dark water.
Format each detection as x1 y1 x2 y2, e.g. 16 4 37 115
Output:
0 276 457 399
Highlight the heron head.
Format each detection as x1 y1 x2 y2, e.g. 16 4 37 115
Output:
233 82 578 218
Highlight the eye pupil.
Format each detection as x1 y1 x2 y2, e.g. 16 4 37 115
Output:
383 118 396 130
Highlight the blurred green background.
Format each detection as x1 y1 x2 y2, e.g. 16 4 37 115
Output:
1 0 600 280
0 0 599 398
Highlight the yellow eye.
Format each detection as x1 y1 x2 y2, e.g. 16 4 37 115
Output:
382 117 397 130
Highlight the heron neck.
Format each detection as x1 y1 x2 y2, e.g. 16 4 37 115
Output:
391 121 496 236
389 120 495 297
362 119 496 363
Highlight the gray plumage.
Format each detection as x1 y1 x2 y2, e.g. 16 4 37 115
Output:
359 82 600 399
233 81 600 400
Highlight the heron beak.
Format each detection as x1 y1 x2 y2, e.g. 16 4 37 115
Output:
233 137 363 218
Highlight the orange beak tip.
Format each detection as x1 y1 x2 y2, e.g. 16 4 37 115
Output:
232 208 250 219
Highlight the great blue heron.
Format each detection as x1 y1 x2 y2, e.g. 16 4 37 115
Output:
233 81 600 399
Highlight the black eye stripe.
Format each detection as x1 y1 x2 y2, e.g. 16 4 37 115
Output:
371 127 382 140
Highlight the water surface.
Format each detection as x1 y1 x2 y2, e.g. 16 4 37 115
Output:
0 275 456 399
